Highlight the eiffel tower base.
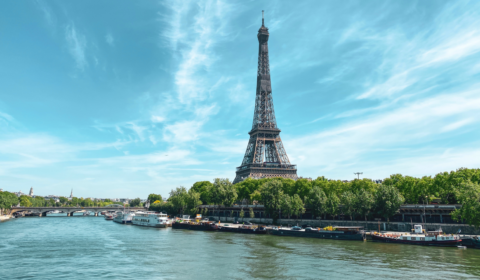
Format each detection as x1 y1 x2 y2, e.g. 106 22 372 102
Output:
233 165 298 184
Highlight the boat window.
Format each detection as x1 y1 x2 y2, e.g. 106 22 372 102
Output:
411 237 416 241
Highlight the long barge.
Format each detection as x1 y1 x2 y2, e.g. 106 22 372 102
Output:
268 226 366 241
218 223 267 234
461 236 480 249
172 216 218 231
371 225 462 247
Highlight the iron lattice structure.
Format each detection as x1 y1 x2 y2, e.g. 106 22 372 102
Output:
233 13 298 184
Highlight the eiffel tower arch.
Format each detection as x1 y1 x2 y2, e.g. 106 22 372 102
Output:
233 11 298 184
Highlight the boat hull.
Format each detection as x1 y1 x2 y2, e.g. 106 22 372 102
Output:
132 222 167 228
461 237 480 249
268 229 365 241
218 226 267 234
172 222 217 231
113 219 132 224
371 235 462 246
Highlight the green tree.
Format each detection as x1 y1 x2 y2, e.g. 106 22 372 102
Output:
452 181 480 228
280 194 292 219
59 196 68 205
326 193 340 219
260 179 284 222
169 187 189 215
291 178 312 200
249 208 255 219
355 189 375 221
235 178 261 205
341 191 356 220
211 178 238 213
81 198 93 207
129 198 142 207
239 208 245 222
71 197 80 206
190 181 213 205
19 195 32 207
375 184 404 221
150 201 174 215
349 178 378 195
306 186 328 219
291 194 305 221
186 190 202 216
147 194 163 205
0 191 19 215
250 190 262 204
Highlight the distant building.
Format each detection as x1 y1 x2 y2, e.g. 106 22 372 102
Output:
29 187 33 197
44 195 60 203
13 191 25 197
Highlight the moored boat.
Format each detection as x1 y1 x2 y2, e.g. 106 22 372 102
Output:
132 211 170 228
218 222 267 234
113 211 135 224
104 211 115 220
268 225 365 241
461 236 480 249
371 225 462 247
172 215 217 231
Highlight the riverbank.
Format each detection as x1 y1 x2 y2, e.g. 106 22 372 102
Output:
0 215 11 222
210 216 480 234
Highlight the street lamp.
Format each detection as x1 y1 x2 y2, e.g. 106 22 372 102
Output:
354 172 363 180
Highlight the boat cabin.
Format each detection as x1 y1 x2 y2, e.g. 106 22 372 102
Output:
412 225 425 234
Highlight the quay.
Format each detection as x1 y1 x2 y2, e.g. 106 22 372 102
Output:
0 215 11 222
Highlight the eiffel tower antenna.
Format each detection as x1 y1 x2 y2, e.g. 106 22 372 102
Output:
233 13 298 184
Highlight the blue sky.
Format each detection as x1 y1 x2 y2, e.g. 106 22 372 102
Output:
1 0 480 198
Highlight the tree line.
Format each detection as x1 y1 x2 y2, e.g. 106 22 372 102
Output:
0 192 145 212
149 168 480 227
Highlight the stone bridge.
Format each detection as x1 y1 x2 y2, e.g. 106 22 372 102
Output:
11 206 146 217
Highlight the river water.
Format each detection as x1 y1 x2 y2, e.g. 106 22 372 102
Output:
1 215 479 279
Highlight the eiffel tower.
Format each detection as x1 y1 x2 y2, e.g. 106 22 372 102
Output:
233 11 298 184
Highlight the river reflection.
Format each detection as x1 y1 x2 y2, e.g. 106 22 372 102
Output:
1 216 479 279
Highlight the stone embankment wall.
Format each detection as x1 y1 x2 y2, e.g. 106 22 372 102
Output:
209 216 480 235
0 215 12 221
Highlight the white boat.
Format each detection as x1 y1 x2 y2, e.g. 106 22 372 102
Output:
132 211 171 228
104 211 116 220
113 211 135 224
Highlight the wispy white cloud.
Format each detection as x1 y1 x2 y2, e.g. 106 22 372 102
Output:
65 23 88 70
163 120 202 143
151 115 165 123
287 87 480 179
105 32 114 46
161 0 233 104
0 111 14 129
35 0 56 29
